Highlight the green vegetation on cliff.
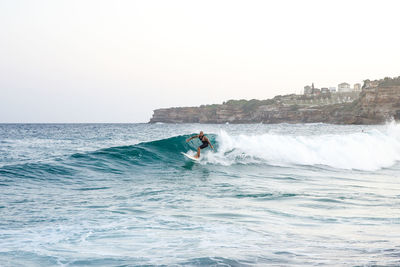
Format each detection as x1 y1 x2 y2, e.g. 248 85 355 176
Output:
380 76 400 87
363 76 400 89
224 99 275 112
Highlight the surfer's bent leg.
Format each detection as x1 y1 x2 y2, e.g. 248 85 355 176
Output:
196 143 208 158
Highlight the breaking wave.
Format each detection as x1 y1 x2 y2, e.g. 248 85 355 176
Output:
204 123 400 171
2 123 400 180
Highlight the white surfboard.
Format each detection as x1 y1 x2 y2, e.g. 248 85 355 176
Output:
181 152 200 161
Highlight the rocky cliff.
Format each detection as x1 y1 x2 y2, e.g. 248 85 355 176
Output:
149 76 400 124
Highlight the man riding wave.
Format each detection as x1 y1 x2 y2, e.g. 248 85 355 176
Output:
186 131 214 158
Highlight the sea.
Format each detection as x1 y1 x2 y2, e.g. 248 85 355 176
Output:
1 123 400 266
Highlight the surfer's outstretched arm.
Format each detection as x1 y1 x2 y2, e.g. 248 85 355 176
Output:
186 135 198 142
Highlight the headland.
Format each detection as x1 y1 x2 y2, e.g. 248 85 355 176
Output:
149 76 400 124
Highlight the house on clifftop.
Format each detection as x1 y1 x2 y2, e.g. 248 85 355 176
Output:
338 82 351 93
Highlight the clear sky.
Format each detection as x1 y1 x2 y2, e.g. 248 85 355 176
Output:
1 0 399 123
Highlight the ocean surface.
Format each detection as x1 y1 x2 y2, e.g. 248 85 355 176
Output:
1 123 400 266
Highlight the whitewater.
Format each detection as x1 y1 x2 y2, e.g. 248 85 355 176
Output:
1 123 400 266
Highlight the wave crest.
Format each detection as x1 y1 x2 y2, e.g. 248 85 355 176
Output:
203 124 400 171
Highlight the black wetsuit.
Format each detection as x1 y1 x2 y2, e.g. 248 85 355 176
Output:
199 135 208 149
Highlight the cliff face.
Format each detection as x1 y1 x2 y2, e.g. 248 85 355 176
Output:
150 77 400 124
150 104 356 124
351 86 400 123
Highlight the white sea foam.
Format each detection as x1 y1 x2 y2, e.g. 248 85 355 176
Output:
203 123 400 171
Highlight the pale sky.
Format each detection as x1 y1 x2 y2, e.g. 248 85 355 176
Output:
1 0 399 122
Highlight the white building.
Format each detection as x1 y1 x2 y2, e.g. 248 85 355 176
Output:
329 87 336 93
304 85 312 95
353 83 361 92
321 87 329 94
338 82 351 93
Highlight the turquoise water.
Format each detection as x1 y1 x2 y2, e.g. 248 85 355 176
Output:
1 123 400 266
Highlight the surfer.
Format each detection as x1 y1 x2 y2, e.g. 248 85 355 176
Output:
186 131 214 158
